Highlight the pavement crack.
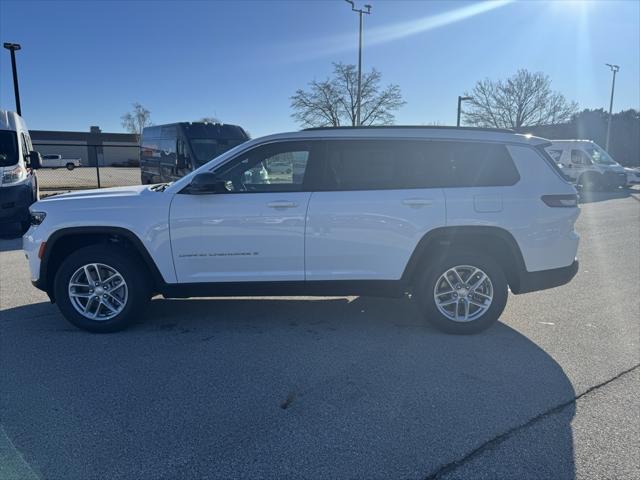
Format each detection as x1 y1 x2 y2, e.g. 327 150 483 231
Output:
423 363 640 480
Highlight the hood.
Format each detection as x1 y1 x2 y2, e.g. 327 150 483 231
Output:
40 184 150 202
601 164 626 173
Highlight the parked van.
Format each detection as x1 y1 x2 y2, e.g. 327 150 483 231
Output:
140 122 249 184
546 140 627 190
0 110 41 234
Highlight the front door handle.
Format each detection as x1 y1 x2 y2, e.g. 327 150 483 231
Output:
267 201 298 209
402 198 433 208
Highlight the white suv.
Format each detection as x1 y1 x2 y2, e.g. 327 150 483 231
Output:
24 127 580 334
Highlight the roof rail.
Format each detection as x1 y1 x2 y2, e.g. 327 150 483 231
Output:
302 125 516 134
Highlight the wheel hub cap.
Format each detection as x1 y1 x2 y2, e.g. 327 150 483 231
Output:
68 263 128 321
433 265 493 323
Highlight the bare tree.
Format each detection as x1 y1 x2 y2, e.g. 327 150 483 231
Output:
199 116 221 123
121 103 152 142
291 62 405 127
463 69 577 130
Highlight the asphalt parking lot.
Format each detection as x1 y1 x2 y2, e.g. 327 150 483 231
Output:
1 189 639 480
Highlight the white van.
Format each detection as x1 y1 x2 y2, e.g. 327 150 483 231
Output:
546 140 627 190
0 110 41 234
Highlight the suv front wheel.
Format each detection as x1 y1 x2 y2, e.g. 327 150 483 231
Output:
54 245 150 333
415 252 508 334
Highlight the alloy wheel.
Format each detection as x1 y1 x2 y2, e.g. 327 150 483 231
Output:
68 263 128 321
433 265 493 322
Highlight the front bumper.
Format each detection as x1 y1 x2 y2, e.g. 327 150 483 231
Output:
513 259 579 294
0 183 32 227
603 172 627 188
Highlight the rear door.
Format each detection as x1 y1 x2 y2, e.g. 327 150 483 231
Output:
305 139 446 280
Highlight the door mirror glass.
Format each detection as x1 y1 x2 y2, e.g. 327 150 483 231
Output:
28 151 42 169
188 172 227 194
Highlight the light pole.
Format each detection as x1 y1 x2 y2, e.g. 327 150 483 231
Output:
345 0 371 126
3 42 22 116
605 63 619 152
457 96 473 127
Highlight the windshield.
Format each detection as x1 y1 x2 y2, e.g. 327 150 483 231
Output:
190 138 247 164
0 131 18 167
585 146 618 166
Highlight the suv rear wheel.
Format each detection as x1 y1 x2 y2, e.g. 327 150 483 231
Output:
414 252 508 334
54 245 150 333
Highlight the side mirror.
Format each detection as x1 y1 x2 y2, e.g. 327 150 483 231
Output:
28 151 42 169
176 153 188 170
188 172 227 194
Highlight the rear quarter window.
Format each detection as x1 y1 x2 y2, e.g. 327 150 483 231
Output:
425 141 520 188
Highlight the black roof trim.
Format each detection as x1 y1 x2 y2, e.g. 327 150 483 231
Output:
302 125 516 134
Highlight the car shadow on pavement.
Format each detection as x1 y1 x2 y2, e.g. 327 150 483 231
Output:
1 296 577 479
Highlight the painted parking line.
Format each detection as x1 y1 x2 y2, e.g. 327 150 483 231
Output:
0 426 40 480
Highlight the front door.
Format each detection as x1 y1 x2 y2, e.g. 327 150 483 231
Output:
169 141 318 283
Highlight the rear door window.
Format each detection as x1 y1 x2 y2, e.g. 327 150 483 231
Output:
321 140 519 190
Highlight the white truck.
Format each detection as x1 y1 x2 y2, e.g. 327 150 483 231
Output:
40 154 81 170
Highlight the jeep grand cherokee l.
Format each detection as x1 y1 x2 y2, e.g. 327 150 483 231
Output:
23 127 579 334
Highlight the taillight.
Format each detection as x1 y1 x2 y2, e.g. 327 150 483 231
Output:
541 194 578 208
38 242 47 259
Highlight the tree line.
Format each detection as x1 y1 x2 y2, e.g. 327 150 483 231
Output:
121 66 637 167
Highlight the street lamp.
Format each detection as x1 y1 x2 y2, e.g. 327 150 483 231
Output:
605 63 620 152
345 0 371 127
3 42 22 116
457 96 473 127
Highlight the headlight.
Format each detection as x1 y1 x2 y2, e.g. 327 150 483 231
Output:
30 211 47 226
1 165 27 185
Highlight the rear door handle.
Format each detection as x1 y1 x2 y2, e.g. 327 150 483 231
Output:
267 201 298 209
402 198 433 207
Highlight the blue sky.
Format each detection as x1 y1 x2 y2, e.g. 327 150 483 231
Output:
0 0 638 138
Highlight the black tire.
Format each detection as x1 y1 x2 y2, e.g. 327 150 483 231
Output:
53 245 151 333
66 163 75 171
414 251 508 334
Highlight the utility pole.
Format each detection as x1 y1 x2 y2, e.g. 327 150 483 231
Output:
605 63 620 152
457 96 473 127
3 42 23 116
345 1 371 126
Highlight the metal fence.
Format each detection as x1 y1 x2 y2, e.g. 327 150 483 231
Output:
33 144 141 195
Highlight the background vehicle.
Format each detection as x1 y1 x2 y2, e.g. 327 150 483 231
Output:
40 154 81 170
25 127 579 334
546 140 628 191
140 122 249 184
624 166 640 185
0 110 41 235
